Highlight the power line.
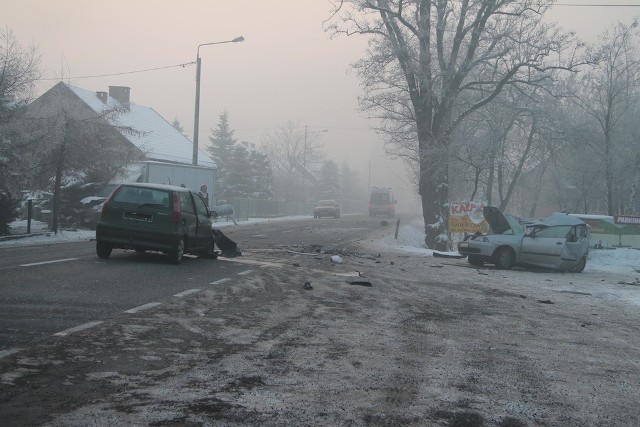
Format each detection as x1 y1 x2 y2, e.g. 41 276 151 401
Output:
554 3 640 6
37 61 195 81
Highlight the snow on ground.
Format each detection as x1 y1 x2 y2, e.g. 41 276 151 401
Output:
4 216 639 276
373 216 640 275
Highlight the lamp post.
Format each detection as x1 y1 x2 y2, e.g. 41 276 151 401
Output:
302 126 328 190
192 36 244 165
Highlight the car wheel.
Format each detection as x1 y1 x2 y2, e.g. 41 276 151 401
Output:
494 247 515 269
571 256 586 273
467 255 484 267
170 238 185 264
96 240 112 259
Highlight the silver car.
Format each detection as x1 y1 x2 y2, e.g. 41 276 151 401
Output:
457 207 589 272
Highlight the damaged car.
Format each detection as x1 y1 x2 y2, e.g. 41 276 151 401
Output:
457 206 589 272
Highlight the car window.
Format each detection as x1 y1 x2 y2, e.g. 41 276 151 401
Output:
534 225 571 239
370 193 389 203
113 187 170 207
193 193 209 217
180 192 195 214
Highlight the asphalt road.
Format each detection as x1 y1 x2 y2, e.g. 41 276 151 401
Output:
3 214 637 426
0 215 389 352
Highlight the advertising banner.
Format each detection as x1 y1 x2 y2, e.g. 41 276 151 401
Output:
449 201 489 233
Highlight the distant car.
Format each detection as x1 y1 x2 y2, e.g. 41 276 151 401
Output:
457 206 589 272
96 183 216 264
314 200 340 218
369 187 396 217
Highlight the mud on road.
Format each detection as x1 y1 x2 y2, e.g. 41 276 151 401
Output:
1 228 639 426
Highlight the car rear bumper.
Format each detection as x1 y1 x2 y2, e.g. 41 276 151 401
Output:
96 222 182 252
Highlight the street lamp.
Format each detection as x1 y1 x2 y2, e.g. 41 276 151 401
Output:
192 36 244 165
302 125 328 189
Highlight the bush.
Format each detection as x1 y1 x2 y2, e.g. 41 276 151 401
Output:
0 191 19 235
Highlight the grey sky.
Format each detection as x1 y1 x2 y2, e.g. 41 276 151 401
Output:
3 0 639 206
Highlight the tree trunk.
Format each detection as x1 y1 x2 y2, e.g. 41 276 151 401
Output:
419 138 450 251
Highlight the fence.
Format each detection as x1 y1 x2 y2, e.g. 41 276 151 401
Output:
222 198 366 221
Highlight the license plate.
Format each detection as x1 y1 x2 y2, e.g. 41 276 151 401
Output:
123 211 153 222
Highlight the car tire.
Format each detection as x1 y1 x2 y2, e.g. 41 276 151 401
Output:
467 255 484 267
170 238 185 264
97 241 112 259
494 247 515 270
571 256 586 273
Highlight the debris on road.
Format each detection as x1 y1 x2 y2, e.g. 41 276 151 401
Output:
303 282 313 290
331 255 343 264
349 280 372 287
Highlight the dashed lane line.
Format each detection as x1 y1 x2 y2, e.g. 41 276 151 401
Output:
210 278 231 285
53 321 104 337
174 288 202 297
124 302 161 314
20 258 78 267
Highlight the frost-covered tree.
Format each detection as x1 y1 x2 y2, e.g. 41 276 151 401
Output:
249 150 274 199
315 161 340 199
171 116 186 137
206 111 237 199
0 27 41 196
328 0 581 250
25 83 142 233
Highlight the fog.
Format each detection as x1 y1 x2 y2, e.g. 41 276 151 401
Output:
3 0 638 214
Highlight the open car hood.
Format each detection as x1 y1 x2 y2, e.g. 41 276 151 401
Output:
483 206 512 234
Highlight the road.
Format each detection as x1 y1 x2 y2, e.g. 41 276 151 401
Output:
0 215 385 352
1 214 639 426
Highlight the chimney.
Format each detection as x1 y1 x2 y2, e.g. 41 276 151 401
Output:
108 86 131 110
96 91 108 103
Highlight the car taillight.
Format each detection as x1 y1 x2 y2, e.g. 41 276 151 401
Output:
172 192 181 223
101 186 121 214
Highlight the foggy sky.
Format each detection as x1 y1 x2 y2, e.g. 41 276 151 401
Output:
3 0 639 210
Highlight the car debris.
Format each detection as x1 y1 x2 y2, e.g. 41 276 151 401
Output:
303 282 313 290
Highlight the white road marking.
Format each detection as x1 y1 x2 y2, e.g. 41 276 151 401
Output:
210 278 231 285
20 258 78 267
282 229 293 233
0 348 22 359
237 270 254 276
53 321 104 337
124 302 161 314
174 288 202 297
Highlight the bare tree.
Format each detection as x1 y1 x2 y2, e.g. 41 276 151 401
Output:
571 21 640 216
262 121 324 201
25 83 143 233
328 0 581 249
0 27 41 194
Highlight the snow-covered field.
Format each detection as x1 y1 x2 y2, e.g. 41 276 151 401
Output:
4 217 640 276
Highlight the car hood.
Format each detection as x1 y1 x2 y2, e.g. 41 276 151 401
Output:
483 206 512 234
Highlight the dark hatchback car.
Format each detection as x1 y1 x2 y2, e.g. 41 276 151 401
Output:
96 183 216 264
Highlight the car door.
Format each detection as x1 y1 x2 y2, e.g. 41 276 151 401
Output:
192 192 212 248
520 225 570 269
179 192 198 243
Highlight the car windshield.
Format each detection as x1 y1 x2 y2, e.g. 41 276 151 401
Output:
370 193 389 203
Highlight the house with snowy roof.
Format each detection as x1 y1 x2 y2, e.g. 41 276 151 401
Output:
26 82 217 202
